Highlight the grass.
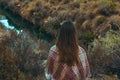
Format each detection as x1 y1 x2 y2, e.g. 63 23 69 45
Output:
88 29 120 79
0 25 51 80
1 0 120 40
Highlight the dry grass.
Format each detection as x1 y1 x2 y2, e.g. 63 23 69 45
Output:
0 25 51 80
88 29 120 79
1 0 120 38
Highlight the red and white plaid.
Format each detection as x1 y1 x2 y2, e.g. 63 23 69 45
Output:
45 46 91 80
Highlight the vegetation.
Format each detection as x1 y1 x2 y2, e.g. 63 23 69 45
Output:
102 0 116 10
98 0 117 16
0 0 120 79
101 30 120 51
88 29 120 79
0 26 51 80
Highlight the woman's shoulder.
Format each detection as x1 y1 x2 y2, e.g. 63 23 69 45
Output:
48 45 58 59
78 46 87 57
50 45 56 51
78 46 86 52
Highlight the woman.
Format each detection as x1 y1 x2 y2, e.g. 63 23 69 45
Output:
45 20 91 80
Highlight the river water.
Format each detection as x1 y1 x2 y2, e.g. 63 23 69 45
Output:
0 9 23 34
0 8 54 42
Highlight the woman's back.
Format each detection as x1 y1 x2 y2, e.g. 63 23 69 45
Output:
45 20 90 80
45 45 90 80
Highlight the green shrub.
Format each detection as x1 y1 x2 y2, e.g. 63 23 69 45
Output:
100 30 120 53
102 0 116 10
98 0 117 16
88 29 120 78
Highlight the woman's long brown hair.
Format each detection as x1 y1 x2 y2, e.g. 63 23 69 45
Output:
56 20 79 66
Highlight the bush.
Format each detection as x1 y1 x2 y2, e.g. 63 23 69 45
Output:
101 30 120 51
88 30 120 79
0 30 50 80
98 0 117 16
0 41 24 80
102 0 116 10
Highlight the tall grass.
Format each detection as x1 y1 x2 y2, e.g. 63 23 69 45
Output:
0 29 50 80
88 29 120 79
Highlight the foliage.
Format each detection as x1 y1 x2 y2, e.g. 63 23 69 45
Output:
101 30 120 52
80 30 94 48
0 30 50 80
93 16 106 27
0 42 25 80
88 30 120 79
1 0 120 43
98 0 117 16
102 0 116 10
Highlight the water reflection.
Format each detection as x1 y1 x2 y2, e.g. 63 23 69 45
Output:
0 15 23 34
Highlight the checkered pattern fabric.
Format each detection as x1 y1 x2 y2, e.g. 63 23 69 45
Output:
45 46 91 80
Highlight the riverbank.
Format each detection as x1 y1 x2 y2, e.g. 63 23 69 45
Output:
0 4 55 42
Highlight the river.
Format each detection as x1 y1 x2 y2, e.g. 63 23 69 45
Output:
0 7 30 35
0 10 23 34
0 7 54 42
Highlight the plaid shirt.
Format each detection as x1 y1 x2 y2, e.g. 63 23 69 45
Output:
45 45 91 80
